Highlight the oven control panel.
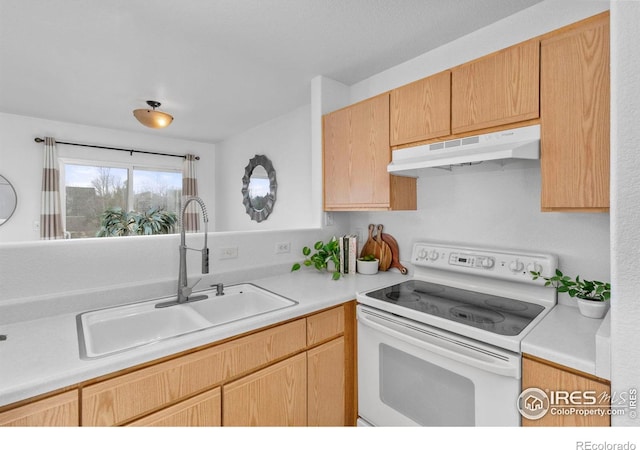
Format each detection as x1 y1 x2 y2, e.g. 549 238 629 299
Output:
412 242 558 284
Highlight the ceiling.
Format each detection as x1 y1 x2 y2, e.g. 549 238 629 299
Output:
0 0 542 144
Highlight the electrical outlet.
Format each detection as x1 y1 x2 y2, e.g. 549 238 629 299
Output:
275 242 291 254
324 212 334 226
219 246 238 259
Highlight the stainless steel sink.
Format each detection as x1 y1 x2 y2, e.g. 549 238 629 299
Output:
77 283 297 359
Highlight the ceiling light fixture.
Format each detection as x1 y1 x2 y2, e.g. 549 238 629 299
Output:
133 100 174 129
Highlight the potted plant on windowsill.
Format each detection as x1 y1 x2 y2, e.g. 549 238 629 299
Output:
531 269 611 319
291 237 342 280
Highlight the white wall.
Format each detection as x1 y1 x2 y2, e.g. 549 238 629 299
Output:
610 0 640 427
340 0 611 289
0 112 215 243
214 105 314 231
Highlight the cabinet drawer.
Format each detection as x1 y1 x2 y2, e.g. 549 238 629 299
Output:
82 318 306 426
307 306 344 346
0 390 79 427
128 388 221 427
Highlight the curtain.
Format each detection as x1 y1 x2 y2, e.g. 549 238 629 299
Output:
40 137 64 239
182 154 199 232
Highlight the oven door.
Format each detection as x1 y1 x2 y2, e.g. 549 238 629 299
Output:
357 305 522 426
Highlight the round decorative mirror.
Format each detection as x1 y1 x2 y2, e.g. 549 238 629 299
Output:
0 174 17 227
241 155 277 223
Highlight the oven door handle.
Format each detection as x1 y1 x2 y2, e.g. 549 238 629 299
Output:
358 308 520 378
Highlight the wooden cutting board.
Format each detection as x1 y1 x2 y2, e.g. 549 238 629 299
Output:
381 232 408 275
374 225 392 271
360 224 377 259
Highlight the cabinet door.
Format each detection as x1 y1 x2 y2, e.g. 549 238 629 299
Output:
307 337 345 426
128 388 221 427
390 71 451 146
82 319 306 426
0 390 78 427
452 40 539 134
522 355 610 426
223 353 307 426
540 14 609 211
324 94 408 210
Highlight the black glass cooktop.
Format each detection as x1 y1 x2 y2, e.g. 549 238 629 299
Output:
364 280 545 336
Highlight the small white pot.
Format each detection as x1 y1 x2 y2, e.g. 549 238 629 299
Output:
577 298 610 319
357 259 379 275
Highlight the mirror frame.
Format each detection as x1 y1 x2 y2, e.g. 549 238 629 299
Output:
0 174 18 227
241 154 277 223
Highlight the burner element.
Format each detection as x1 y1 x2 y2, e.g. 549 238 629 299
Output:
449 305 506 324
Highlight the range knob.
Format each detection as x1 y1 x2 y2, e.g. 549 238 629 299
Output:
509 259 524 273
481 257 495 269
428 250 439 261
527 262 542 274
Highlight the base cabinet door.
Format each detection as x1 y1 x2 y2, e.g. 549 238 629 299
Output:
223 353 308 426
127 388 221 427
307 337 345 426
0 390 78 427
522 355 610 427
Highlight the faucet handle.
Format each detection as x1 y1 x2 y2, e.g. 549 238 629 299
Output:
181 277 202 298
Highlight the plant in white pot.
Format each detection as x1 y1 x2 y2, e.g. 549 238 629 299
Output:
357 254 379 275
531 269 611 319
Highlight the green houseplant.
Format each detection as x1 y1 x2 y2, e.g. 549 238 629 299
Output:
531 269 611 319
291 237 342 280
97 207 177 237
357 254 379 275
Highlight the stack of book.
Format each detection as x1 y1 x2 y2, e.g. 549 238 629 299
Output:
338 234 358 274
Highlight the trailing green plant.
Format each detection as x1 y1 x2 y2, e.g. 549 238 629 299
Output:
291 237 342 280
531 269 611 302
97 207 177 237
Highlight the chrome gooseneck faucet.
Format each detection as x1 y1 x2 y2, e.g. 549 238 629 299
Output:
156 196 209 308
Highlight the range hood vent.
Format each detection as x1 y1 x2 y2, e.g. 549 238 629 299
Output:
388 125 540 176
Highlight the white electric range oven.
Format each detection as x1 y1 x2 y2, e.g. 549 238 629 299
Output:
356 241 557 426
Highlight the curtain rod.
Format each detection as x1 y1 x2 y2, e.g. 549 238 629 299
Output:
33 137 199 160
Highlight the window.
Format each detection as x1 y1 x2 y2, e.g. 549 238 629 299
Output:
62 161 182 239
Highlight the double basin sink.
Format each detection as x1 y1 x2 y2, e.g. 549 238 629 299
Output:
77 283 297 359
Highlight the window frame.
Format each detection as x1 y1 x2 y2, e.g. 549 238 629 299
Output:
59 156 183 238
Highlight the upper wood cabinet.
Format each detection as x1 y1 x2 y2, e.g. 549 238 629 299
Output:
522 354 611 427
451 40 540 134
323 93 416 211
540 13 610 212
390 71 451 146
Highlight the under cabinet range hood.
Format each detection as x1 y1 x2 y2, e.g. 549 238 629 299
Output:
387 125 540 176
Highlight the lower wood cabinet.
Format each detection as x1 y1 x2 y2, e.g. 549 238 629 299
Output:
128 388 221 427
522 354 611 427
0 303 354 427
0 390 78 427
307 337 345 426
224 353 308 426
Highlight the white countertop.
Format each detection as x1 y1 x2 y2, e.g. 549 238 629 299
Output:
0 269 407 408
521 303 609 377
